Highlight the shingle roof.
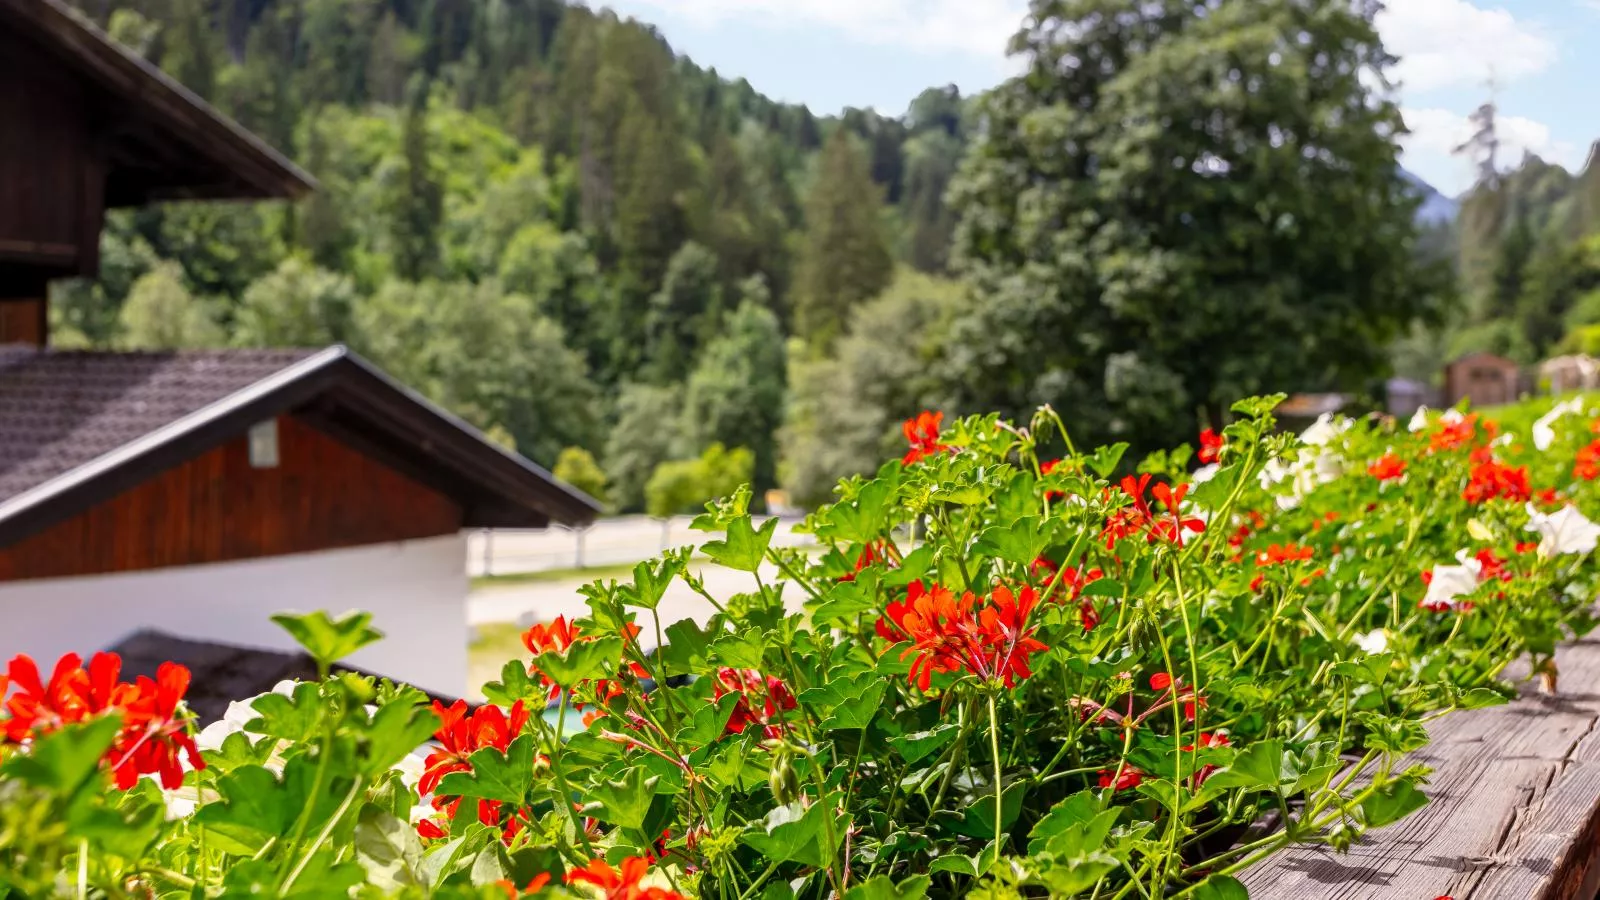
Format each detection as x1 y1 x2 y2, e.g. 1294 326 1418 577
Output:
109 629 461 723
0 345 600 547
0 348 319 502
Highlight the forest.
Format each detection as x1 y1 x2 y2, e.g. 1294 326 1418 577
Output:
57 0 1494 512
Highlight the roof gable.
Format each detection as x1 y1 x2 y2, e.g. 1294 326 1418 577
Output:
0 347 598 547
0 0 313 204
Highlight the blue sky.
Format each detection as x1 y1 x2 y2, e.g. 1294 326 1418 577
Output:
596 0 1596 197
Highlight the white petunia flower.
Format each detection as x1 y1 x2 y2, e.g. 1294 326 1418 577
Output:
1192 463 1219 484
1525 504 1600 558
1353 629 1389 655
1532 397 1587 451
1420 551 1483 611
1407 406 1430 433
1300 413 1351 447
1441 409 1465 425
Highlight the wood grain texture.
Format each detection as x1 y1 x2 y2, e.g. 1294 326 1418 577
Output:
0 415 463 581
1242 637 1600 900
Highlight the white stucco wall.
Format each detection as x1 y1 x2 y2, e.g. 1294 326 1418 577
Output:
0 533 469 698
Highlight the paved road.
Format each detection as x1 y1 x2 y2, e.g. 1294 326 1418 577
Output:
468 560 800 629
465 515 814 577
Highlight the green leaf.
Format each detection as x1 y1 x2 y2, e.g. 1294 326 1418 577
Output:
355 805 426 889
360 695 441 776
1193 874 1251 900
843 874 931 900
1086 443 1129 478
949 780 1026 839
888 724 959 765
740 798 848 869
702 515 780 572
1035 853 1119 896
1232 394 1286 419
811 578 880 626
710 629 769 669
808 675 887 731
1458 687 1511 710
271 610 384 671
245 682 325 744
194 765 299 855
1028 790 1118 856
530 636 624 688
973 516 1048 566
482 659 546 707
1205 740 1285 793
1361 778 1428 828
582 766 662 829
0 715 120 797
435 734 537 805
621 555 687 610
1357 713 1429 755
677 692 742 746
661 618 716 673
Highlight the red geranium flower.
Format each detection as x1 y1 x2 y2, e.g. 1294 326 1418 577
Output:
1097 765 1144 791
1149 672 1172 692
419 700 529 797
1367 453 1406 481
566 856 688 900
876 582 1047 691
1103 476 1204 548
1462 458 1531 504
711 668 796 739
1576 440 1600 481
1197 428 1224 464
1429 414 1481 453
2 652 204 791
902 411 949 465
1255 543 1313 567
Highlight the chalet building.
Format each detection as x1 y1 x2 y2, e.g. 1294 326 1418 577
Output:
0 0 597 697
1443 352 1523 410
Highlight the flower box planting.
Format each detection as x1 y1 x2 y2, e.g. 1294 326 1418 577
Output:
2 395 1599 899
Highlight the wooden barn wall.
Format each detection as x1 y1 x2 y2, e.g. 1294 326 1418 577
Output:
0 416 464 582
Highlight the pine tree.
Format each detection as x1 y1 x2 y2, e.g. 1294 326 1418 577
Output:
387 80 444 282
792 130 894 349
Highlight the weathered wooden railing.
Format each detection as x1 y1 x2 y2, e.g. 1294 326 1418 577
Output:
1243 636 1600 899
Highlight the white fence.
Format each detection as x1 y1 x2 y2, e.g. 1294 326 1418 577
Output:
465 515 815 577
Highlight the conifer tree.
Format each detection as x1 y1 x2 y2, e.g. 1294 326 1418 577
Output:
793 130 894 349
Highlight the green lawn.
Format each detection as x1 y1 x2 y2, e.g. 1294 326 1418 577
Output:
469 560 641 590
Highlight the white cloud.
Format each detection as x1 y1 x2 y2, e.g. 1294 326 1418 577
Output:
1377 0 1555 93
1399 106 1586 194
613 0 1027 57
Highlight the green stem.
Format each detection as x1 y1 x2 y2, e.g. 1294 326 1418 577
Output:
281 775 364 894
987 691 1006 864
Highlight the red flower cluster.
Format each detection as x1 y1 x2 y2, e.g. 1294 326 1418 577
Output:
840 541 891 582
1031 558 1105 631
711 668 796 739
417 700 531 841
1577 440 1600 481
1102 475 1205 549
1197 428 1224 464
876 582 1046 691
1254 543 1313 567
566 856 688 900
1461 457 1531 504
902 411 949 465
1474 548 1512 584
1367 452 1406 481
523 616 648 707
1097 764 1144 791
1182 731 1231 786
1429 414 1485 453
1 652 202 790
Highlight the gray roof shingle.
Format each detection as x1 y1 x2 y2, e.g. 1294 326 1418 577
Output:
0 348 319 503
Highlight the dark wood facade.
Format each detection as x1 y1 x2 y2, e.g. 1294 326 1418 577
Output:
1444 352 1522 409
0 0 312 346
0 415 463 582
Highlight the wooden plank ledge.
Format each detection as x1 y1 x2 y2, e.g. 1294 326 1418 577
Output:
1242 636 1600 900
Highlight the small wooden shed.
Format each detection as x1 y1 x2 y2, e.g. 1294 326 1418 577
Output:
1443 352 1522 409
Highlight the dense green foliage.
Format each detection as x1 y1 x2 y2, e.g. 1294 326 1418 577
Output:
5 394 1600 897
59 0 957 498
1434 115 1600 367
947 0 1449 450
65 0 1452 509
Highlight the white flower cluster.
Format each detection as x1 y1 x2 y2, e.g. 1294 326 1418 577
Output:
1259 413 1349 510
